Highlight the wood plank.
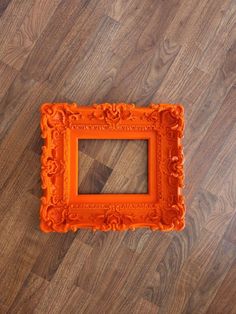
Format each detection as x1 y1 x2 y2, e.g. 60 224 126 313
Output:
0 79 56 190
7 273 49 314
0 0 61 70
159 231 233 313
58 286 93 314
76 231 127 294
110 0 178 59
0 194 47 307
21 0 94 82
34 238 92 313
61 15 120 102
79 159 113 194
203 124 236 195
79 139 129 168
0 72 36 142
82 233 172 313
32 233 76 281
121 229 153 253
24 0 107 90
224 213 236 246
185 86 236 202
107 0 132 22
0 0 33 52
183 239 236 314
0 149 40 221
206 259 236 314
106 38 180 106
0 61 17 101
0 0 12 17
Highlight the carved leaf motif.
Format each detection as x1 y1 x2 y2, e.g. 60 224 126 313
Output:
42 158 65 176
40 199 69 232
145 109 161 123
95 208 134 231
90 103 135 127
167 106 184 138
161 196 185 230
168 147 184 187
146 205 163 230
68 113 82 127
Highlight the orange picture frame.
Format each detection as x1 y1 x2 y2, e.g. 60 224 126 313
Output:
40 103 185 232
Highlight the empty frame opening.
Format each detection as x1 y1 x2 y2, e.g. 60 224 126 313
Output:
78 139 148 194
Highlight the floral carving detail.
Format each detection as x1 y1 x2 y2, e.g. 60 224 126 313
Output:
90 103 135 127
147 205 162 230
40 199 69 232
41 103 83 132
42 158 65 176
162 196 185 230
145 105 166 123
168 106 184 138
147 197 185 231
145 104 184 137
41 145 65 189
67 113 82 127
41 104 66 134
146 110 159 122
168 148 184 187
96 208 134 231
47 207 66 225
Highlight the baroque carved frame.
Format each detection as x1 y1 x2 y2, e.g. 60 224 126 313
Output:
40 103 185 232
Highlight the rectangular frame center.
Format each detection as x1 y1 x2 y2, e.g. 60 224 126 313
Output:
69 129 158 203
78 139 148 195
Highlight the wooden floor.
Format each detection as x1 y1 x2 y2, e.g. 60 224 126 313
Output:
0 0 236 313
78 139 148 194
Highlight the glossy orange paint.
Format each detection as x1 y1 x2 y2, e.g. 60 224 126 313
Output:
40 103 185 232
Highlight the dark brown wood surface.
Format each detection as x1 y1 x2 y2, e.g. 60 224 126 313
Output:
0 0 236 313
79 139 148 194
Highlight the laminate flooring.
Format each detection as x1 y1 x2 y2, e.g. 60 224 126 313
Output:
0 0 236 313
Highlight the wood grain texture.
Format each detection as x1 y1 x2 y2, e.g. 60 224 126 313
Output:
0 0 236 313
79 139 148 194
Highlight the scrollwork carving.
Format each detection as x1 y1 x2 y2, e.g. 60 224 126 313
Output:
89 103 135 127
40 198 70 232
92 207 134 231
161 195 185 230
168 147 184 187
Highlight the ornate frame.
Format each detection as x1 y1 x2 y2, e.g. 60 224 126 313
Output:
40 103 185 232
